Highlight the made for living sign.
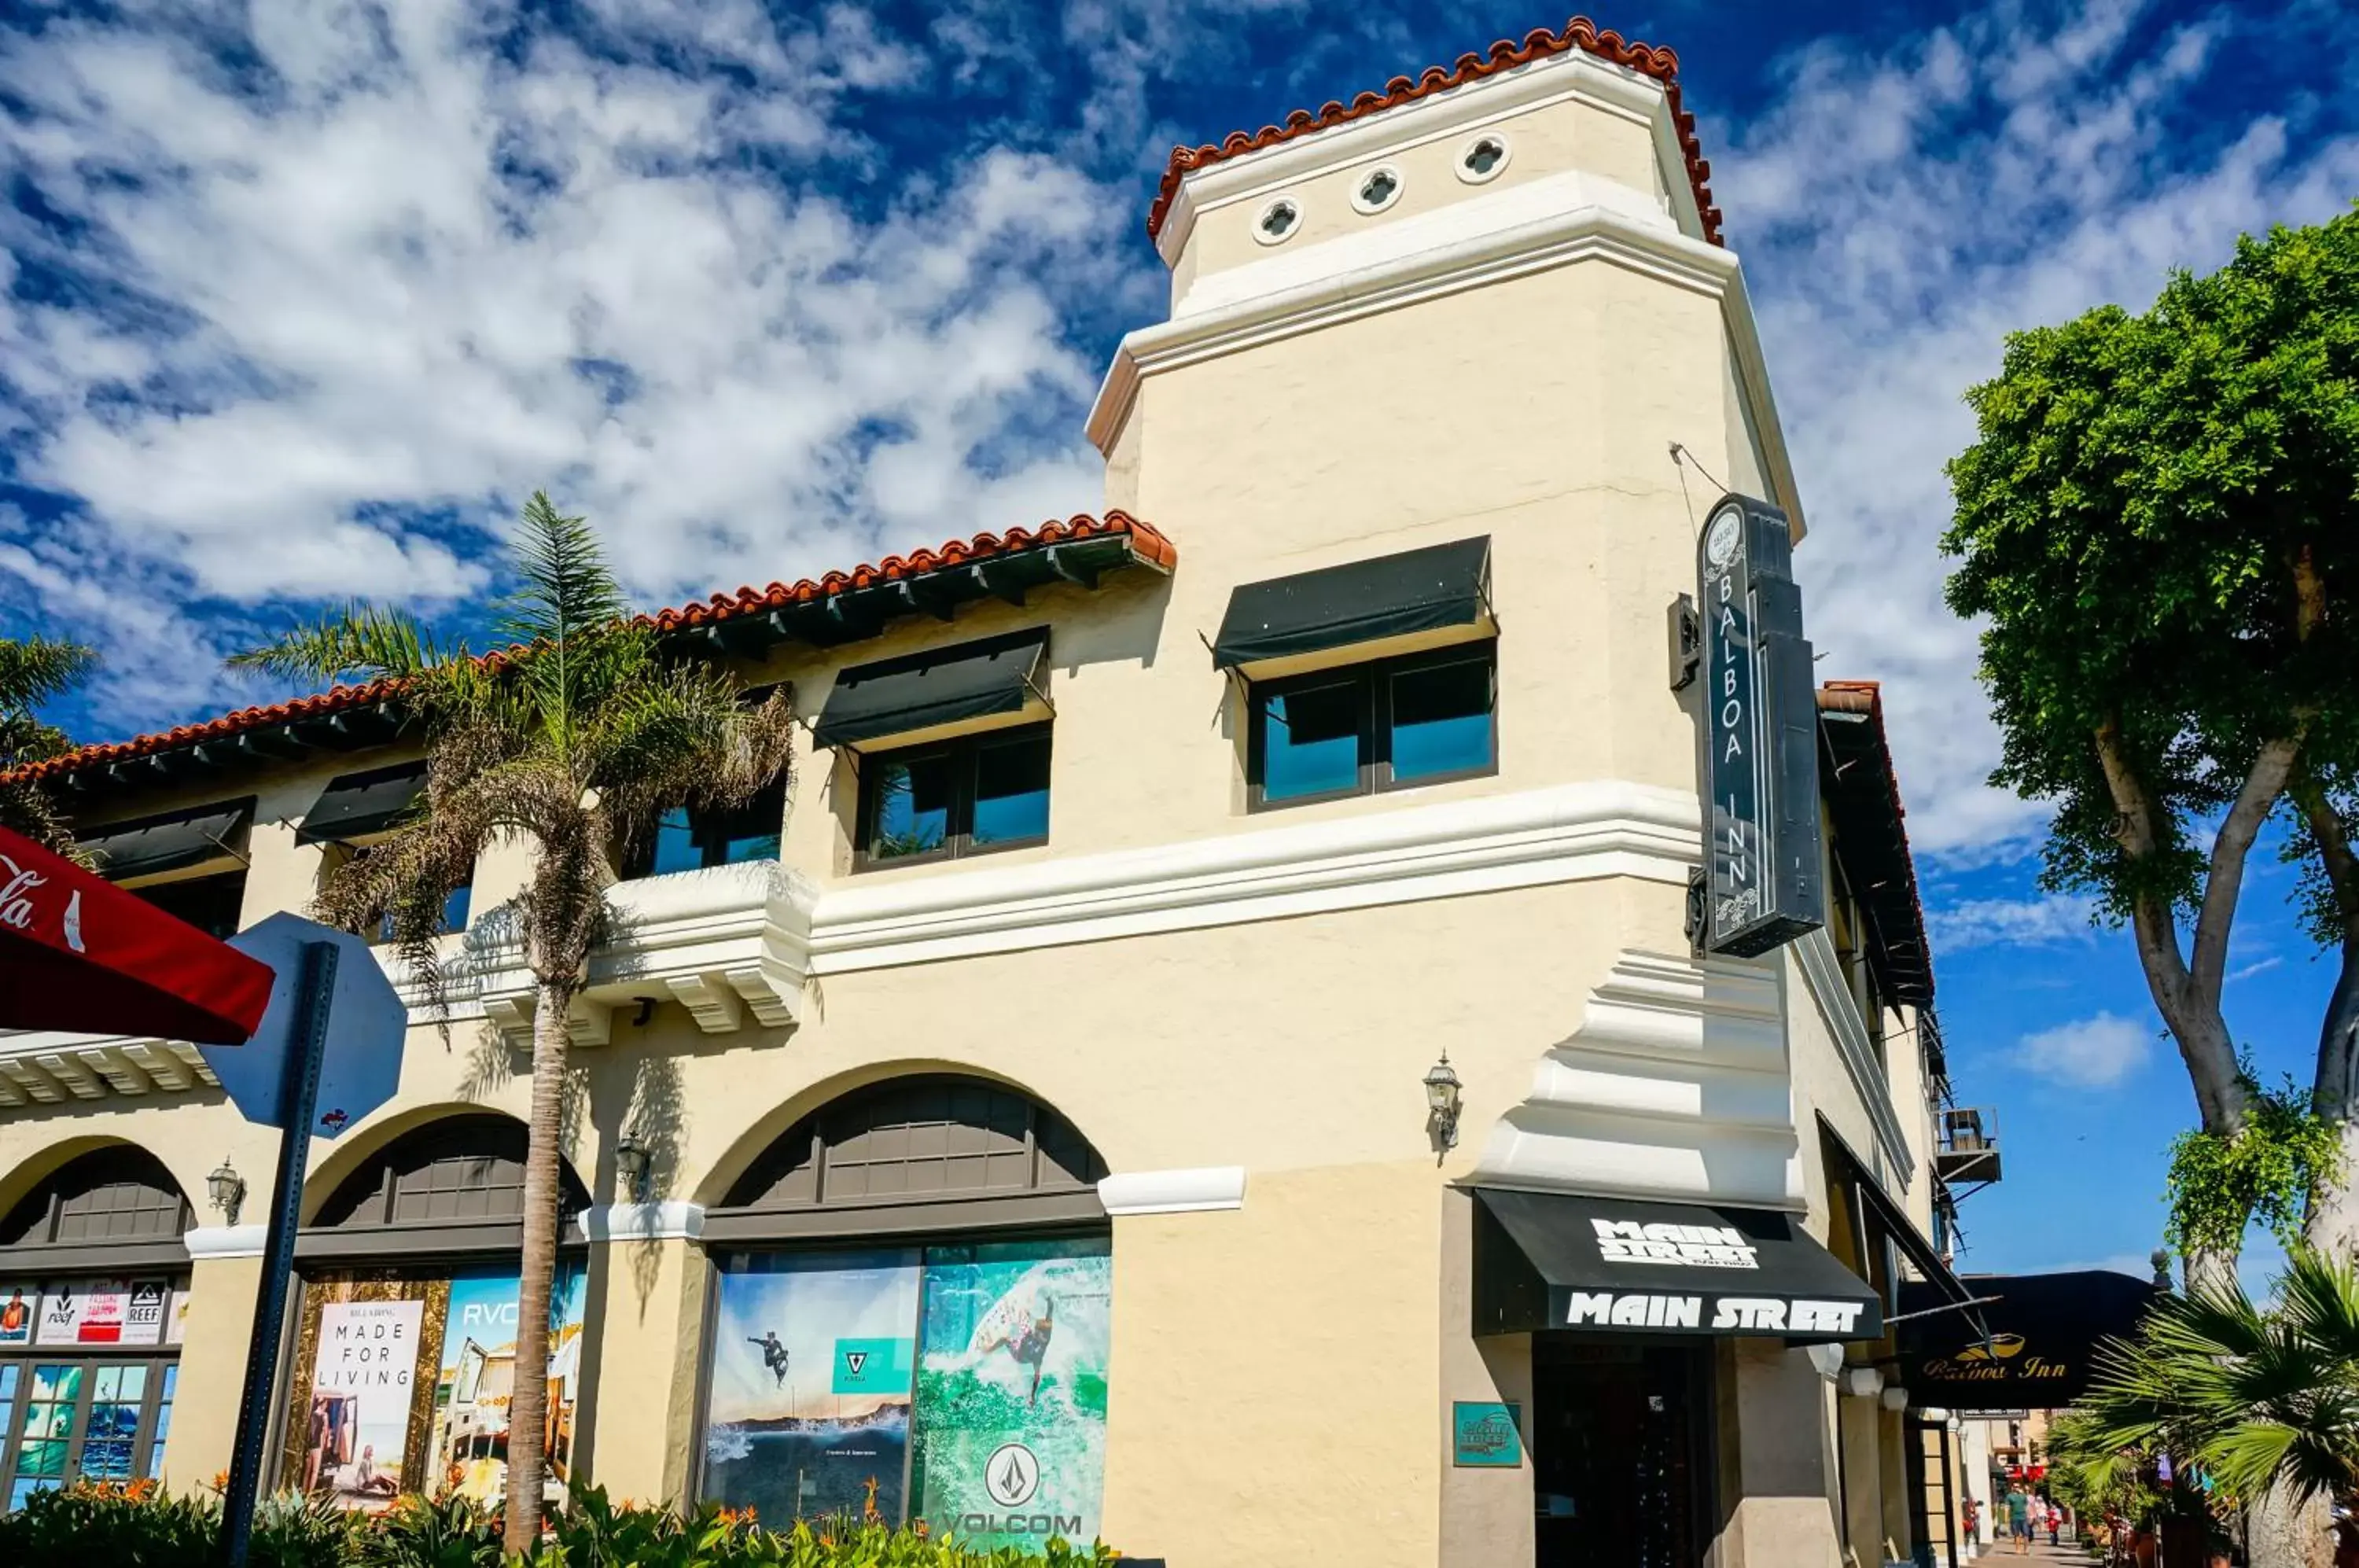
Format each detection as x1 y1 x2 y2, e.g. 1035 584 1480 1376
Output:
306 1298 425 1508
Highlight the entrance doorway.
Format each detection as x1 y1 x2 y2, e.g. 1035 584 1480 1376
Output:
1532 1340 1713 1568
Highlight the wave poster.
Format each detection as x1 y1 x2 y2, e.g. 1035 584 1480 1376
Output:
910 1238 1112 1551
704 1250 921 1526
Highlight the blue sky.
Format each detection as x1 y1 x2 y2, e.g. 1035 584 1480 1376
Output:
2 0 2355 1278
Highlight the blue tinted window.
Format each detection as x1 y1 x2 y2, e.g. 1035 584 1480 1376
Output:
870 753 953 860
972 734 1051 845
639 789 785 877
441 882 473 933
648 806 701 875
1389 658 1493 780
1260 681 1362 801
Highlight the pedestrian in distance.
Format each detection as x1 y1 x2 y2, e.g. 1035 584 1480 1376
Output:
2007 1485 2033 1555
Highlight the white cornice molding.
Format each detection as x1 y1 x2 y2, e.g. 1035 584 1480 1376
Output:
808 779 1698 974
184 1224 267 1260
1790 928 1915 1190
582 1202 705 1243
1098 1167 1247 1216
0 784 1702 1080
1474 948 1805 1210
1156 46 1672 267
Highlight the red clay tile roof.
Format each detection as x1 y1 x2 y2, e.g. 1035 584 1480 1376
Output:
1149 17 1722 247
9 513 1175 786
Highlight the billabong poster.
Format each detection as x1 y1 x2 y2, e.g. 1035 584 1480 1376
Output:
307 1297 425 1507
703 1250 920 1526
909 1238 1111 1551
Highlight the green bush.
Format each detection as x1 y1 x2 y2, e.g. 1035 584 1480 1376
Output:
0 1482 1125 1568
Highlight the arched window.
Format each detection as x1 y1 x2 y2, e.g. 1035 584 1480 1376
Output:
302 1113 589 1261
706 1075 1106 1242
0 1147 192 1270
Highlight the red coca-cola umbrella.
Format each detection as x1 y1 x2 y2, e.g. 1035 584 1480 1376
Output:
0 824 274 1044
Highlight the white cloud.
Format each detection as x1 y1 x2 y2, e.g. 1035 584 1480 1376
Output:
0 0 1128 730
1719 0 2359 856
2008 1010 2155 1088
1926 893 2100 954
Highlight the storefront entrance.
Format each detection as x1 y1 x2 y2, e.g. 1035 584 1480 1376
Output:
1531 1341 1713 1568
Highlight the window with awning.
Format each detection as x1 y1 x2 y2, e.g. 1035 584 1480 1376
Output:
814 627 1051 750
75 800 253 883
1212 536 1492 672
1472 1188 1882 1342
294 761 427 845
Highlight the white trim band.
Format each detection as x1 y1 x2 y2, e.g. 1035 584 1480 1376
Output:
1098 1166 1248 1216
183 1224 267 1260
582 1202 706 1242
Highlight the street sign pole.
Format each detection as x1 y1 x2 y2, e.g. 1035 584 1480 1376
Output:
221 940 338 1568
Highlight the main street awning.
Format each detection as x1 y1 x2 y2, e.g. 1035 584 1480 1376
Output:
814 627 1051 749
1896 1270 2163 1410
1473 1189 1882 1342
294 760 427 844
0 825 274 1044
1212 536 1491 670
75 798 253 881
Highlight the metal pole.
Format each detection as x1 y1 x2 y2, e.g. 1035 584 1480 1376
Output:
222 940 337 1568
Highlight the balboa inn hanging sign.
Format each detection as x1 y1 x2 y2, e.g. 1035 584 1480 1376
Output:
1676 494 1827 956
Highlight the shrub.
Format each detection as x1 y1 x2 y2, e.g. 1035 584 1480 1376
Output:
0 1481 1124 1567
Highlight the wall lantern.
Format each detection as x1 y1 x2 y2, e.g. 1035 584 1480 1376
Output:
207 1155 246 1225
1424 1052 1463 1155
615 1132 651 1203
2151 1247 2175 1289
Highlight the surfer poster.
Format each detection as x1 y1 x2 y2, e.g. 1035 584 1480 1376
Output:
702 1250 920 1525
909 1237 1112 1550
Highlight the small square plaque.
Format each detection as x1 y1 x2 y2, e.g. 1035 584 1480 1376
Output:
1452 1400 1523 1467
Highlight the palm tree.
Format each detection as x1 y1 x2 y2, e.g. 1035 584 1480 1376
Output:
235 493 793 1545
0 635 98 852
2071 1248 2359 1565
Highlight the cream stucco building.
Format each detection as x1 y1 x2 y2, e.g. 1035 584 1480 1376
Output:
0 23 1988 1568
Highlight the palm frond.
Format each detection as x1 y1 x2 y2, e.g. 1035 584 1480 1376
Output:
0 636 96 715
229 604 452 684
497 492 627 653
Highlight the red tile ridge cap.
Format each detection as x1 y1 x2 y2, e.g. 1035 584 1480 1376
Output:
1148 17 1722 247
9 513 1176 786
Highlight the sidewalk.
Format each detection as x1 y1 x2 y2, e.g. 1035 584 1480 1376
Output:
1971 1536 2092 1567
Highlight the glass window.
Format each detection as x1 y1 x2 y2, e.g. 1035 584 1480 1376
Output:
13 1364 80 1507
858 727 1051 868
1257 680 1364 802
370 878 473 946
971 734 1051 847
1249 643 1496 808
868 753 954 861
134 871 246 940
143 1365 175 1480
79 1364 145 1482
1389 656 1494 782
632 782 787 878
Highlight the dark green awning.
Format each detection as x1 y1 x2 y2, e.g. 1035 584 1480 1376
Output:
1212 536 1491 670
296 760 428 844
78 799 253 881
815 628 1050 749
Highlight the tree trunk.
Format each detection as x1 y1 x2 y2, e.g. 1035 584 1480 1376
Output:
2250 1482 2333 1568
502 980 572 1551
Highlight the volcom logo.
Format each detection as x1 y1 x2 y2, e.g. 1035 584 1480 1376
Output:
1592 1218 1759 1268
984 1442 1040 1508
845 1350 868 1377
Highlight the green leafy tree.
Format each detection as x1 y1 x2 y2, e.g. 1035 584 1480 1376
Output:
234 494 794 1546
1943 208 2359 1279
0 635 98 852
